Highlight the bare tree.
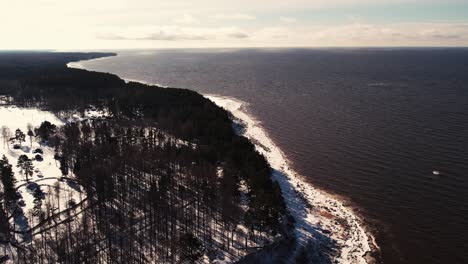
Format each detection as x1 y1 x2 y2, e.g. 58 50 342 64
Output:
27 123 34 148
1 126 11 149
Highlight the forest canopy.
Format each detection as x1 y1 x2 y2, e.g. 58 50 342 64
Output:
0 52 287 263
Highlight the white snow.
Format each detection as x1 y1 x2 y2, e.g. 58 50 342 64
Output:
123 78 168 88
0 106 84 245
0 106 63 133
206 95 378 264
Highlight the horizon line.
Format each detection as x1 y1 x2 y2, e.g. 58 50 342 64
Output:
2 46 468 52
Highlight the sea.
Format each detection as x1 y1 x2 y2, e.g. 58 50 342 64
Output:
74 48 468 264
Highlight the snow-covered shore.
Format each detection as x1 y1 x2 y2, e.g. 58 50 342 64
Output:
206 95 378 264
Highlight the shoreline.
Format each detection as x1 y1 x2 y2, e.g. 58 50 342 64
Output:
206 95 379 263
68 57 379 263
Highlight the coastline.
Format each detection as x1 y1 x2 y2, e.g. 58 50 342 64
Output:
68 57 379 263
206 95 379 263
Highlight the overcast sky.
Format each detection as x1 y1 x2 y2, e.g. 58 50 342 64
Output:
1 0 468 49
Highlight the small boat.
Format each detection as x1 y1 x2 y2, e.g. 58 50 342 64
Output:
432 170 441 175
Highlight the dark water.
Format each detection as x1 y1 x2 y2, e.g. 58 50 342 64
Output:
78 48 468 264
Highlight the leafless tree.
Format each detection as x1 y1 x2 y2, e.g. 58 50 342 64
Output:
1 126 11 149
27 123 34 148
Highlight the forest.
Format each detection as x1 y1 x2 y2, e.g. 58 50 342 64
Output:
0 52 289 263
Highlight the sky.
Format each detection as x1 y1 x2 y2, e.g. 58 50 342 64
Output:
1 0 468 49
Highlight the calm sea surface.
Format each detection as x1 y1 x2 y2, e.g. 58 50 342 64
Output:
78 48 468 264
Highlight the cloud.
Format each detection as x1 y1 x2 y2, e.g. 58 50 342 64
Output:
308 22 468 45
419 28 464 39
98 29 209 41
211 13 256 20
280 17 297 23
139 32 208 41
97 26 252 42
228 32 249 39
2 0 468 49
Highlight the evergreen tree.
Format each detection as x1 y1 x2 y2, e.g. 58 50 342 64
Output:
14 128 26 146
35 121 57 142
17 155 34 182
178 233 204 263
0 155 17 207
59 157 69 176
0 202 10 242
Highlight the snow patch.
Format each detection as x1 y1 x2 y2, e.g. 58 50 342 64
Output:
0 106 84 246
0 106 63 133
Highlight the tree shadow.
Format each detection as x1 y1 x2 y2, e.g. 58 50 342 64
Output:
20 146 31 153
26 182 40 193
12 199 32 243
235 168 339 263
66 179 82 193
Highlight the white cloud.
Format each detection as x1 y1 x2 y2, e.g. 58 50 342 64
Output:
98 28 208 41
280 17 297 23
308 22 468 46
4 21 468 49
116 32 208 41
97 26 251 42
1 0 467 49
228 32 249 39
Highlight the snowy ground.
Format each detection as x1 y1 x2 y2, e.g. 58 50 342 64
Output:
206 95 379 264
0 106 85 245
0 105 267 263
